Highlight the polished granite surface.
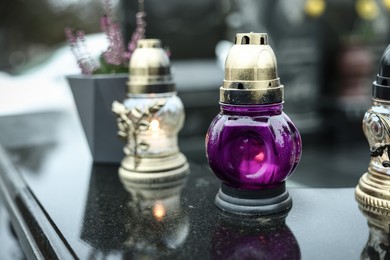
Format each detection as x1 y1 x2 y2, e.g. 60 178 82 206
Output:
0 110 378 259
36 164 368 259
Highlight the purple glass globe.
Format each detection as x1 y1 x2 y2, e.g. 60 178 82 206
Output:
206 104 301 190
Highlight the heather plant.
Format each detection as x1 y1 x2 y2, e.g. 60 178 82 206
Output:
65 0 146 75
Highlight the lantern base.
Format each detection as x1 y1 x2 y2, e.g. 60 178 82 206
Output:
119 153 189 192
215 182 292 216
355 167 390 211
121 152 188 173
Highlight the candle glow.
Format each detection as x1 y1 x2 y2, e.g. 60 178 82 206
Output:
150 119 160 138
153 201 166 221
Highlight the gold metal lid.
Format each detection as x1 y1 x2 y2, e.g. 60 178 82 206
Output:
128 39 175 94
220 32 283 105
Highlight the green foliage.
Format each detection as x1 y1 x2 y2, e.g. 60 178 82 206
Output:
93 54 128 74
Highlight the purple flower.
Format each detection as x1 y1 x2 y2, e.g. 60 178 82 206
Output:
65 0 148 75
64 28 99 75
126 11 147 57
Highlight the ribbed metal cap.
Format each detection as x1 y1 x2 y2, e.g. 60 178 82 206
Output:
373 44 390 100
128 39 175 94
220 32 283 105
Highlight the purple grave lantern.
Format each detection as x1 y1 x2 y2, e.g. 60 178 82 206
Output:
206 32 302 215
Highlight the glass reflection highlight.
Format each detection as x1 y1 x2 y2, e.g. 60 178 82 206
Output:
211 211 300 260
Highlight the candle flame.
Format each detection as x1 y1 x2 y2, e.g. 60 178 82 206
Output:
153 201 166 221
255 151 265 162
150 119 159 132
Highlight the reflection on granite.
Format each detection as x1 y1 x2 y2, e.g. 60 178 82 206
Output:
358 202 390 260
81 165 190 258
362 224 390 260
81 164 302 259
123 167 189 258
7 143 56 174
212 212 300 260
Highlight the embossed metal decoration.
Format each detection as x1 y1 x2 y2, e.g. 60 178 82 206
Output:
112 100 166 169
356 44 390 210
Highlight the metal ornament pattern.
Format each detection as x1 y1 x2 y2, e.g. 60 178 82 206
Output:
364 109 390 168
356 44 390 211
356 102 390 210
112 100 166 169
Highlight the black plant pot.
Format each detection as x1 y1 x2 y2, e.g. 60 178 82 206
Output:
67 74 127 163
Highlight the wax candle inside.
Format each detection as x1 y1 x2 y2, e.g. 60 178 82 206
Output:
150 119 160 138
141 118 174 155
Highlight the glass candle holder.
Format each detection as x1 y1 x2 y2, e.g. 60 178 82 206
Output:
113 39 188 184
206 33 302 215
356 44 390 210
120 92 184 161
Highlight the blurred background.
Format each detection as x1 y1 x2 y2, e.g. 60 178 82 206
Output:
0 0 390 187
